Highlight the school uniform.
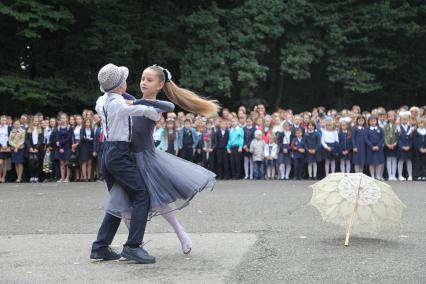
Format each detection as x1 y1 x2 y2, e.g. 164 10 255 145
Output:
291 125 305 136
201 129 214 171
264 143 278 166
304 130 321 163
277 131 292 165
161 130 178 155
321 130 340 160
243 126 255 157
397 124 413 160
212 128 230 179
352 126 367 165
413 128 426 179
242 126 255 179
365 126 385 165
177 127 198 162
72 125 82 164
193 130 203 165
291 137 305 179
25 129 44 180
80 127 94 163
0 124 11 159
53 126 73 161
338 131 352 161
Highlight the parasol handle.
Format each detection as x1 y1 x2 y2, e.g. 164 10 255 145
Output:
344 185 361 246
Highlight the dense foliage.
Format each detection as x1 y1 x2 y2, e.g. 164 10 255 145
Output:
1 0 425 116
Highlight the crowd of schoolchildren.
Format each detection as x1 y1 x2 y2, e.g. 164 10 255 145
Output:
0 110 102 183
0 104 426 183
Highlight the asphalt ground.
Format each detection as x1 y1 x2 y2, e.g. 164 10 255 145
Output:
0 180 425 283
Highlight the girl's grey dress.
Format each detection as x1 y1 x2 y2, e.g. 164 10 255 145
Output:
106 99 216 220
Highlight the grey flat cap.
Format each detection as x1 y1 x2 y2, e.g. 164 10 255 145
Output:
98 63 129 93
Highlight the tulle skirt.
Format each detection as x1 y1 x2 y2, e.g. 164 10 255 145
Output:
106 148 216 220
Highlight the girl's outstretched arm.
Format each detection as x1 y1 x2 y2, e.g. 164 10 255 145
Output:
132 98 175 113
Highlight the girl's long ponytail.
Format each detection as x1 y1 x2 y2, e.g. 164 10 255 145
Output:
149 65 220 117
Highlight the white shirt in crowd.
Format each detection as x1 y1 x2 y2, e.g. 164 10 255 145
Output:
0 125 8 146
417 128 426 136
282 130 291 144
264 143 278 159
153 128 162 142
44 127 52 145
95 93 109 134
321 129 339 148
98 93 160 142
398 123 413 135
74 125 81 141
32 127 39 145
85 128 92 138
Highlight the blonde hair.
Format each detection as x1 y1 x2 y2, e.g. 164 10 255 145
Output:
27 116 42 134
148 65 220 117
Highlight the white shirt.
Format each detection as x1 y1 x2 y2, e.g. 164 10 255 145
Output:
73 125 81 141
153 128 162 142
44 128 52 144
0 125 8 146
283 131 291 144
402 124 409 132
95 93 108 133
264 143 278 159
399 123 413 135
85 128 92 138
417 128 426 136
32 128 39 145
321 130 339 148
102 93 160 142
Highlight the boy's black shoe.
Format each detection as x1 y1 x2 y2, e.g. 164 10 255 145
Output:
90 247 121 260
